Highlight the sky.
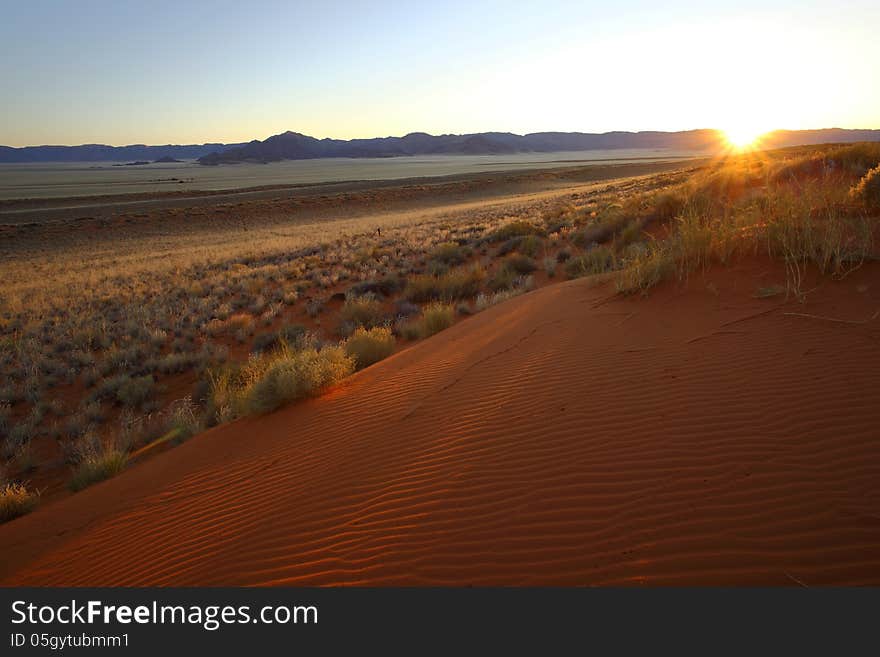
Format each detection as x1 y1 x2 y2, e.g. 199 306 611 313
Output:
1 0 878 147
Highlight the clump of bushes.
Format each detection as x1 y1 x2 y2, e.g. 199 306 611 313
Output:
251 324 307 354
487 220 545 242
487 255 537 292
339 295 386 336
404 267 485 302
211 345 354 419
347 275 405 298
496 234 543 257
615 244 675 295
115 375 155 408
431 242 472 266
565 246 616 278
68 433 129 492
400 303 455 339
0 478 39 523
851 165 880 210
344 327 396 369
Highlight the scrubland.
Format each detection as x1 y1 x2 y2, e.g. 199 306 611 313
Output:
1 144 878 519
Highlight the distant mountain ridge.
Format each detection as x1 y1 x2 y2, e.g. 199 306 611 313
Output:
196 128 880 165
2 128 878 164
0 142 246 163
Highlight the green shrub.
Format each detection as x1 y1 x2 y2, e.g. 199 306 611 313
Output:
348 276 405 298
404 267 485 302
516 235 544 258
69 449 128 492
252 324 308 354
339 296 385 335
504 254 537 275
243 346 354 415
431 241 471 266
615 244 675 295
487 220 545 242
418 303 455 337
344 327 396 369
400 303 455 339
115 375 155 408
566 246 616 278
487 265 518 292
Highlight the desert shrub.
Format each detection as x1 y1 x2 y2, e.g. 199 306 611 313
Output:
400 303 455 339
339 295 386 335
495 237 522 257
651 188 688 221
431 242 471 266
851 165 880 210
516 235 544 258
0 480 39 523
344 327 396 369
243 346 354 416
4 420 37 458
616 220 644 246
394 299 420 318
115 375 155 408
252 324 307 353
566 246 616 278
615 244 675 295
487 265 518 292
487 255 537 292
348 275 405 298
543 257 557 278
496 234 544 258
827 142 880 174
503 254 537 275
404 267 485 302
556 249 571 263
487 220 545 242
148 351 202 375
305 298 325 318
761 182 870 285
417 303 455 337
68 433 129 492
474 286 530 312
163 397 204 443
0 402 9 436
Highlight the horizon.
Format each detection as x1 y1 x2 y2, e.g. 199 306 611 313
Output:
4 125 879 150
2 0 879 147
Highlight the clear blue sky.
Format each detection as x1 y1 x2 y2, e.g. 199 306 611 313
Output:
1 0 878 146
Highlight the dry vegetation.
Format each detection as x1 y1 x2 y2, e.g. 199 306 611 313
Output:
1 143 878 521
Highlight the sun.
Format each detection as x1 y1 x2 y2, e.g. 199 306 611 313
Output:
723 126 766 150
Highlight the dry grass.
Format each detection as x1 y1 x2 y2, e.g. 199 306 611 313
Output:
344 327 396 369
67 433 130 492
5 148 874 489
0 477 39 523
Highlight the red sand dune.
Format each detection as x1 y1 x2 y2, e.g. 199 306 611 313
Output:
2 259 880 586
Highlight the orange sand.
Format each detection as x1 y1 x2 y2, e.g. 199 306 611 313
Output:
2 259 879 586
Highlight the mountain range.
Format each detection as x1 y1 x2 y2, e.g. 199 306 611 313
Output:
1 128 878 164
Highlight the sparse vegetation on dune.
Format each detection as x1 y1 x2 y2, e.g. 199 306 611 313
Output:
209 343 354 419
2 145 877 498
612 144 879 297
344 327 396 369
67 433 129 492
0 471 39 523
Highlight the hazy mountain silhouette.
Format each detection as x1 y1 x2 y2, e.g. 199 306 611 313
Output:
196 128 880 165
2 128 878 164
0 142 245 163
